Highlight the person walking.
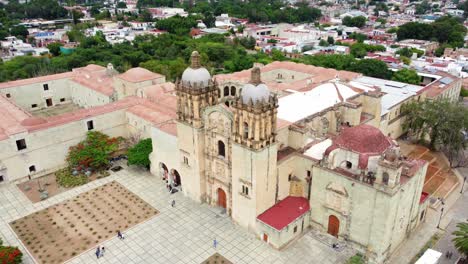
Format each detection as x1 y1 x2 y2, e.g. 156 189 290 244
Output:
117 230 125 240
213 238 218 249
171 200 176 207
100 246 105 257
95 247 101 259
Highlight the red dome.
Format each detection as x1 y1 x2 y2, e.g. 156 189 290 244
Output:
20 117 47 126
328 124 391 154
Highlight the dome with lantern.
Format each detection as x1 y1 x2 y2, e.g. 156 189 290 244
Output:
241 67 271 104
181 51 211 87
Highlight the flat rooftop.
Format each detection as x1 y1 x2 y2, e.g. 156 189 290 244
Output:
350 76 424 116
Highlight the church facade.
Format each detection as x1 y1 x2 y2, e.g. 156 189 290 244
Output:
0 51 458 263
150 52 431 264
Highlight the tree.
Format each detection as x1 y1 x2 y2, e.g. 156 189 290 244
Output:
452 222 468 258
402 99 468 156
10 25 28 40
0 29 8 40
349 59 391 79
127 138 153 168
342 16 366 28
139 9 153 22
319 39 329 47
67 131 122 171
350 43 367 58
397 16 467 48
415 0 431 14
396 47 424 58
301 54 356 71
116 1 127 8
392 69 420 85
72 10 84 25
47 42 63 56
239 36 256 49
155 15 198 34
348 32 367 43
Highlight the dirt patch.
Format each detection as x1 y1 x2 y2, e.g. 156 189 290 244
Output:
17 171 110 203
202 253 233 264
10 181 158 264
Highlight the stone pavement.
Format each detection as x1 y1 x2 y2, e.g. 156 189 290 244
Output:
0 166 355 264
388 167 467 264
433 167 468 264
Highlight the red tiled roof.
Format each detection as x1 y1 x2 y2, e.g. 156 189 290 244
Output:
257 196 310 231
327 124 391 155
325 124 393 169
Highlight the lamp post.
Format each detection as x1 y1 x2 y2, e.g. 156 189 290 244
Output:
437 198 445 229
437 207 444 228
460 176 466 194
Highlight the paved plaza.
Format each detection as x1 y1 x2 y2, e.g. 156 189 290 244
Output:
0 167 355 264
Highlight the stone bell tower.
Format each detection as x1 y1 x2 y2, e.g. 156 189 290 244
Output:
175 51 219 128
174 51 218 203
230 67 279 231
232 67 279 150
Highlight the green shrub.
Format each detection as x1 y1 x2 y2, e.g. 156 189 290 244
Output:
55 168 88 188
347 253 365 264
460 88 468 97
127 138 153 168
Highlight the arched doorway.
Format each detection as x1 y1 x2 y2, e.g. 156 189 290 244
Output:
328 215 340 237
217 188 226 208
172 170 181 187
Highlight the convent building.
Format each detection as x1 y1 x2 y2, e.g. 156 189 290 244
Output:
0 51 462 264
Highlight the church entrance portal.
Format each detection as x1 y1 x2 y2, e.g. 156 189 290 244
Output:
217 188 226 208
328 215 340 237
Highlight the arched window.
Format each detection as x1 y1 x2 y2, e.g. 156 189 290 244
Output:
382 172 389 185
218 140 225 157
29 165 36 173
230 86 236 96
224 86 229 96
243 122 249 139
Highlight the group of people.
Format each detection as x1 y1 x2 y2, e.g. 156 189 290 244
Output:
445 251 454 259
162 171 180 194
95 231 125 259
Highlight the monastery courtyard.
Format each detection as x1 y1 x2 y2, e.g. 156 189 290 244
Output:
0 166 355 264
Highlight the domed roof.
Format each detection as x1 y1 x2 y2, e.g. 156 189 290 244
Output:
330 124 391 154
21 117 47 127
241 67 270 104
181 51 211 87
241 83 270 104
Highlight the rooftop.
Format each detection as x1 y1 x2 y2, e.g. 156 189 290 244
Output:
350 76 424 116
257 196 310 231
117 67 164 83
215 61 360 94
277 81 358 123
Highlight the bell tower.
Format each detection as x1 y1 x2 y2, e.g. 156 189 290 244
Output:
232 67 278 150
175 51 219 128
230 67 279 230
174 51 218 203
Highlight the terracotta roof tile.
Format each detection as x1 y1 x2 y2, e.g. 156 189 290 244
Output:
257 196 310 231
